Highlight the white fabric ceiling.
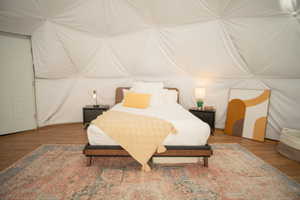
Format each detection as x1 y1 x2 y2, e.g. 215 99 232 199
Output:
1 0 300 139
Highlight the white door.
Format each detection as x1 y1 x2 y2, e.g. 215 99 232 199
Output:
0 32 37 135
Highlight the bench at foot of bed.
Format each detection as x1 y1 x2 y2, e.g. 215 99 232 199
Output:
83 143 213 167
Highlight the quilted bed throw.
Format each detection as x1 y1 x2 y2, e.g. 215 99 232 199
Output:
92 111 177 171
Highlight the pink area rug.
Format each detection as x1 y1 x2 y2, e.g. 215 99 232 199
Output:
0 144 299 200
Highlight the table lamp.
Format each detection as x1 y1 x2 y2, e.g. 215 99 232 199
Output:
195 87 206 110
92 90 99 107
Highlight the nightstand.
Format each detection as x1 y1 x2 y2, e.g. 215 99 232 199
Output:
189 108 215 135
83 105 109 128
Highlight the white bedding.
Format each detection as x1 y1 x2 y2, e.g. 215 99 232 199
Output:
87 103 210 146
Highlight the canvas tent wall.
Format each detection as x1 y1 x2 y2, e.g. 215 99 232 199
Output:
0 0 299 139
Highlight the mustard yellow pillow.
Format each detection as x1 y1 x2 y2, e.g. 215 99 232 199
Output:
123 92 151 109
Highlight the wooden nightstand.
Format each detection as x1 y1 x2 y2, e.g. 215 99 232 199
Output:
83 105 109 128
189 108 215 135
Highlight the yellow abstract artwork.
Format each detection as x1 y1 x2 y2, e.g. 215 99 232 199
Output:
225 89 270 141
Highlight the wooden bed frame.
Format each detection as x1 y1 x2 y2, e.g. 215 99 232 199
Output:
83 87 213 167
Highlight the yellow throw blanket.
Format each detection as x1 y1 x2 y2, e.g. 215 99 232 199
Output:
92 110 177 171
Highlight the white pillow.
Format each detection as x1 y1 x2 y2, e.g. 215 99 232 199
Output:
162 89 178 104
149 90 164 107
131 81 164 92
122 87 177 106
123 88 129 96
121 89 129 103
130 82 164 107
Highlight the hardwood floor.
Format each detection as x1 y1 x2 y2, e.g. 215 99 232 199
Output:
0 123 299 183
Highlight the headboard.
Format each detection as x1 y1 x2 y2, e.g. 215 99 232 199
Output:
115 87 179 104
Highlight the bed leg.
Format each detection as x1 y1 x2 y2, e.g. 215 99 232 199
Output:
87 156 92 166
148 157 153 167
203 157 208 167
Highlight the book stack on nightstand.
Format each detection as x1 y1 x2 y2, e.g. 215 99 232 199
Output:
189 107 216 135
83 105 110 128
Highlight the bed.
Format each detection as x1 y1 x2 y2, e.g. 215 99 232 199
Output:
83 87 213 167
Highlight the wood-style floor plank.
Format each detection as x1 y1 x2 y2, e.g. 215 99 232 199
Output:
0 124 299 183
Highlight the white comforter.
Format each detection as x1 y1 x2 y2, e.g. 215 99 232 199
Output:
87 103 210 146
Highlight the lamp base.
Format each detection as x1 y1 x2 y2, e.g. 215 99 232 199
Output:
93 104 100 108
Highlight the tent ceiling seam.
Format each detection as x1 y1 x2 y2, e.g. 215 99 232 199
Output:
124 0 154 26
0 6 43 20
156 18 219 29
197 0 219 17
52 23 79 75
225 13 291 19
49 1 88 21
218 20 253 75
51 19 154 39
222 0 234 15
155 30 190 76
76 39 103 75
108 48 131 77
156 30 193 77
222 0 280 18
106 42 131 77
33 0 47 19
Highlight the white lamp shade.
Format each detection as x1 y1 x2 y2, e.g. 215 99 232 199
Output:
195 88 206 99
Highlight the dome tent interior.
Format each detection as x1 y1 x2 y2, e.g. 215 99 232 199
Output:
0 0 300 140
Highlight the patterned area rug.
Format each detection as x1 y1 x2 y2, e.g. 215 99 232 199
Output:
0 144 299 200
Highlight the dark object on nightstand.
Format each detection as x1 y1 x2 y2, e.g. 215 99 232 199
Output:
189 108 215 135
83 105 109 128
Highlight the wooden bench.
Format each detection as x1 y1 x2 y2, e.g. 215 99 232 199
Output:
83 143 213 167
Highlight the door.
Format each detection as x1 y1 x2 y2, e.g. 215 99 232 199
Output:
0 32 36 135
